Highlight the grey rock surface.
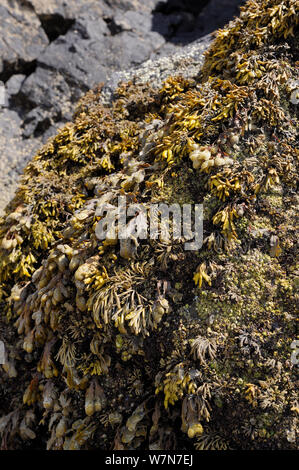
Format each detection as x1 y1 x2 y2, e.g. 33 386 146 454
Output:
0 0 49 79
5 74 26 98
0 109 41 212
0 0 245 215
101 34 213 105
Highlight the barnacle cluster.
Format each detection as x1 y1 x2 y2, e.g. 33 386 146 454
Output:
0 0 298 450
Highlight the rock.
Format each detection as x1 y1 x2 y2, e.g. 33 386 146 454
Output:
20 67 73 113
5 74 26 98
0 0 49 80
152 0 246 51
103 0 163 13
37 30 109 89
192 0 247 37
22 108 52 139
17 7 167 135
27 0 102 18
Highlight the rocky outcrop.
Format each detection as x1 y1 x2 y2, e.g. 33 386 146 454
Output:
0 0 245 214
0 0 298 451
0 0 49 81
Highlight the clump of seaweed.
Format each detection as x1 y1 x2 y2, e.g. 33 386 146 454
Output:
0 0 298 450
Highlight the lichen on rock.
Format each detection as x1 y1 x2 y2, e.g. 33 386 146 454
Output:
0 0 298 450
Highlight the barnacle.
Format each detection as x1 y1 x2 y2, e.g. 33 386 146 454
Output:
0 0 298 451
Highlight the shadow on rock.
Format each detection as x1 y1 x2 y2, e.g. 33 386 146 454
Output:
152 0 245 44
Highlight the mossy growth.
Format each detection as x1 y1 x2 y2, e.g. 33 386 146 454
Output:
0 0 298 450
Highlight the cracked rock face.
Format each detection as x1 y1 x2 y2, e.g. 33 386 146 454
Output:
0 0 245 213
0 1 48 80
